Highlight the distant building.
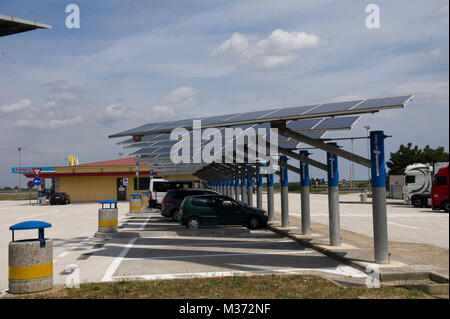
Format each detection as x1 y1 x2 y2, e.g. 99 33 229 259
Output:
22 158 197 202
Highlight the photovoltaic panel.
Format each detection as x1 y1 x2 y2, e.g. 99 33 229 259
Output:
285 118 323 131
259 104 318 119
312 116 360 130
353 96 412 110
303 100 363 116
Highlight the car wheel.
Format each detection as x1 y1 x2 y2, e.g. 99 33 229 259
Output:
412 197 423 208
186 217 200 230
247 216 260 229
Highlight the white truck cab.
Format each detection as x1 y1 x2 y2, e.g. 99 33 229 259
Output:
403 163 433 207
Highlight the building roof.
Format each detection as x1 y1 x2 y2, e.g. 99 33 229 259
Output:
77 157 147 167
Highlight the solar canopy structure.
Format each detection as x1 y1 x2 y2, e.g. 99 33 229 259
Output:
110 94 413 264
0 14 51 37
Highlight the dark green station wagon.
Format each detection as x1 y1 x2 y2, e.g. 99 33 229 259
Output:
179 194 268 230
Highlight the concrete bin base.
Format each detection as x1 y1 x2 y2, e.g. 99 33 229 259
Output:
98 208 118 233
129 198 142 213
8 239 53 294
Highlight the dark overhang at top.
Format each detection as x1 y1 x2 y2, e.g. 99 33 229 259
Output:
0 14 52 37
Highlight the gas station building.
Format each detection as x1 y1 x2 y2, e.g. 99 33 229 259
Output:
21 158 196 202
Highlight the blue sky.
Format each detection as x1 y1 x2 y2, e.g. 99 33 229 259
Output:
0 0 448 187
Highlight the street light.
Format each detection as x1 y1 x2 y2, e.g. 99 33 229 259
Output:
18 147 22 190
364 125 371 191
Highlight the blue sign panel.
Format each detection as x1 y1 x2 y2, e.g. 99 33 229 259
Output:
299 151 310 187
280 156 289 187
370 131 386 188
326 143 339 187
11 167 55 174
33 177 42 186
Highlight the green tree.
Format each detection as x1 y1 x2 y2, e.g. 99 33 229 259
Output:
387 143 449 175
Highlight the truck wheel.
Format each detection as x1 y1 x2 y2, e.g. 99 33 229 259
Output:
412 197 424 208
442 201 449 213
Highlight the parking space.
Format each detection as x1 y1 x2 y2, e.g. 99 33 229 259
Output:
0 200 371 292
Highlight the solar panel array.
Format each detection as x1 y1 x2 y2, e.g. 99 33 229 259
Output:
112 95 412 177
109 95 412 138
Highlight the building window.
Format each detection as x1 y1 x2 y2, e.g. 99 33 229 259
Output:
134 177 150 190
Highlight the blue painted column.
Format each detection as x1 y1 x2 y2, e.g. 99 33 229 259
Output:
300 151 311 235
327 143 341 246
247 174 253 206
256 174 263 209
229 178 234 198
267 174 274 220
280 155 289 227
241 176 246 202
370 131 389 264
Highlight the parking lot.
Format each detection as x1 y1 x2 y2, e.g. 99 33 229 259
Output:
0 194 448 294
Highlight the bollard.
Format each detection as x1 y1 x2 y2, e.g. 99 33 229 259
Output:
129 193 142 213
360 190 368 203
8 221 53 294
98 200 118 233
141 191 149 208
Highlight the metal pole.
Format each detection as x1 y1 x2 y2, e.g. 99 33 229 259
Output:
18 147 22 190
350 139 354 189
280 155 289 227
247 174 253 206
365 125 371 192
300 151 311 235
256 174 263 209
230 178 234 198
241 176 246 202
327 143 341 246
267 174 275 220
370 131 389 264
234 177 239 200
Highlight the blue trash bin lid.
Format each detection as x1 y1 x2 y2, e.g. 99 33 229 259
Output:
9 221 52 231
99 200 118 204
130 193 141 197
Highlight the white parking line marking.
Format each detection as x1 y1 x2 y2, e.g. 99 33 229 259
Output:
112 265 368 281
101 237 137 282
133 239 293 248
15 209 59 220
387 221 418 230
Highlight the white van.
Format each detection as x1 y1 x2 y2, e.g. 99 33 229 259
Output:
149 179 209 208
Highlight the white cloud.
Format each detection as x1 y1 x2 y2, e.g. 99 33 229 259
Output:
211 29 324 68
430 48 441 58
149 86 198 120
13 115 84 129
0 99 32 113
97 104 139 123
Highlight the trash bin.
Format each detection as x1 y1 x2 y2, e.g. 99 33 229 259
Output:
129 193 142 213
8 221 53 294
97 200 118 233
360 190 368 203
141 191 149 209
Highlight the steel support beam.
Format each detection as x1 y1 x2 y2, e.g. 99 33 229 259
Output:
273 123 372 168
256 173 263 209
267 174 275 220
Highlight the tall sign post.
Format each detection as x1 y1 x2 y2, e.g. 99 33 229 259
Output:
370 131 389 264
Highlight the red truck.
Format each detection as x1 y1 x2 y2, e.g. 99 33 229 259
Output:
431 165 449 213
